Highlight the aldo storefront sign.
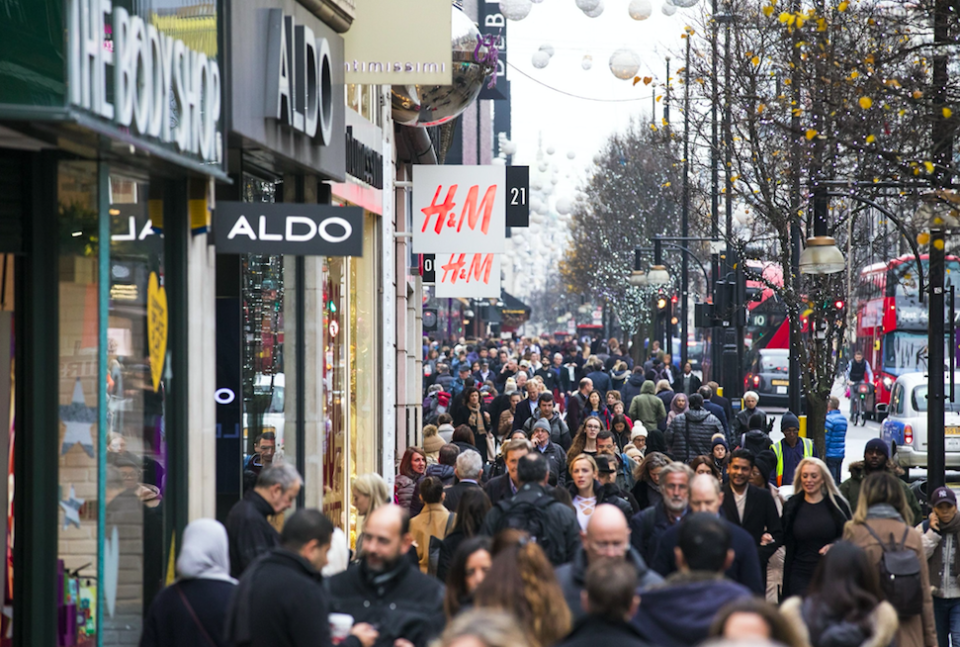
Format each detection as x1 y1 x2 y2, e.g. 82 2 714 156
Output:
214 202 363 256
67 0 222 164
226 0 346 180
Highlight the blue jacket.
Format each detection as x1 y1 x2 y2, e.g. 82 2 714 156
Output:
824 409 847 459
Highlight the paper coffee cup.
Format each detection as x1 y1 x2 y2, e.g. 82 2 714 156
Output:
329 613 354 645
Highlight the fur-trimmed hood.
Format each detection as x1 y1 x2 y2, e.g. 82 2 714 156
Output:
781 596 899 647
846 459 904 481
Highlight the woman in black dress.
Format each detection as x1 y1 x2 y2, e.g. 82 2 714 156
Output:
781 456 851 599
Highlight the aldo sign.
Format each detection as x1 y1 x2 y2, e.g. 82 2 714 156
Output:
67 0 222 163
214 202 363 257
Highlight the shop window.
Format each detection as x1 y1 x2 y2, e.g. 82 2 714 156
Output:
322 258 348 537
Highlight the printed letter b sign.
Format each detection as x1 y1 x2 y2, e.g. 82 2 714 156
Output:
412 165 505 254
214 202 363 256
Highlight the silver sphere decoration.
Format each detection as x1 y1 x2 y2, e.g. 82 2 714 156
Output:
538 162 548 172
532 51 551 69
575 0 601 10
672 0 699 7
551 176 560 185
567 151 576 159
628 0 653 19
500 0 533 20
582 55 594 70
556 198 573 215
583 0 605 16
390 7 495 127
662 2 677 14
547 146 556 155
501 140 518 155
609 49 641 80
539 44 555 58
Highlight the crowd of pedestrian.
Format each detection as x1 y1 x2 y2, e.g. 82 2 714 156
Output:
138 335 948 647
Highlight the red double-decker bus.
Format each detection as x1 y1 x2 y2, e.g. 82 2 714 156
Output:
854 254 960 419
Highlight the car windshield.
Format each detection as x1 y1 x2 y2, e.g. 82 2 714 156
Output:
760 355 788 373
912 384 960 412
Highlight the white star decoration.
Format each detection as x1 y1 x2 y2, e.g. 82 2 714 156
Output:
59 485 85 530
60 379 96 458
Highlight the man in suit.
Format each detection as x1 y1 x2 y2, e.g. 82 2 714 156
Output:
565 378 592 429
513 381 541 431
720 449 782 575
672 362 702 396
484 438 531 504
444 449 484 512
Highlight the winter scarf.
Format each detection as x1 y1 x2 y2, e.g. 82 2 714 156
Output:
667 394 689 427
866 503 904 522
469 404 495 458
929 513 960 589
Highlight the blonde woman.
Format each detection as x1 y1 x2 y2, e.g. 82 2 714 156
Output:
566 454 632 528
351 473 390 559
780 457 851 598
844 471 935 647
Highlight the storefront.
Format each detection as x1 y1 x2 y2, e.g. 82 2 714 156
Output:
0 2 224 645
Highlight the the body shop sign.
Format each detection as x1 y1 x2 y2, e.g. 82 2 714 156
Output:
412 165 506 254
67 0 222 164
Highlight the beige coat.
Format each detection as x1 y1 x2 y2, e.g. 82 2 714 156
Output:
781 596 899 647
844 519 937 647
410 503 452 573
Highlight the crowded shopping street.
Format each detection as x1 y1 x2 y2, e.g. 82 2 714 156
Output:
3 0 960 646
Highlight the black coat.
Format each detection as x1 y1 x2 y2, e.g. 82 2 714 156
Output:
554 546 663 624
225 549 357 647
513 398 539 431
483 474 515 505
557 616 652 647
720 483 783 565
480 482 581 565
709 395 736 428
566 480 633 520
444 480 484 513
629 502 685 566
142 578 236 647
780 492 851 597
565 392 588 432
437 528 467 582
672 373 703 396
325 559 446 647
224 489 280 578
651 517 765 595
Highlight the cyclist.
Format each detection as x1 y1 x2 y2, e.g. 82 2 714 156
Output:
845 350 874 421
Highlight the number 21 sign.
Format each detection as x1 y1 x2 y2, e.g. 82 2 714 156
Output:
412 165 506 254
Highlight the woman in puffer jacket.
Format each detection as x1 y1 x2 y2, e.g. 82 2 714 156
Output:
394 446 427 514
781 540 898 647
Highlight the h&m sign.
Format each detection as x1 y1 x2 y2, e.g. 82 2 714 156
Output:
214 202 363 256
265 9 335 145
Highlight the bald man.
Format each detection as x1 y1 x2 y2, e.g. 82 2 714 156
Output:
554 504 663 622
650 475 763 595
325 505 445 647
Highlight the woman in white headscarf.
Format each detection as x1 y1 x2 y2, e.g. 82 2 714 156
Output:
140 518 237 647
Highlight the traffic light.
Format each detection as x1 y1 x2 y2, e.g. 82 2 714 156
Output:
657 296 668 310
671 295 679 305
833 299 844 310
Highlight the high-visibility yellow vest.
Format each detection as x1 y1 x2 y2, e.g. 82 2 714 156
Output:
772 438 814 487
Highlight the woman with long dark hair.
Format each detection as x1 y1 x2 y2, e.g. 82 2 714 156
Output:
580 389 608 429
438 488 492 581
443 536 494 618
780 541 899 647
394 446 427 514
567 418 603 465
455 387 495 461
631 451 669 511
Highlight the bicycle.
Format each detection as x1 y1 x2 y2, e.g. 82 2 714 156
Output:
848 381 871 426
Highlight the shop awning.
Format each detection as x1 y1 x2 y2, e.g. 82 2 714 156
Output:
500 290 531 320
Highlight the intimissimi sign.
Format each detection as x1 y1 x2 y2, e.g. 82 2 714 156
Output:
67 0 222 164
345 126 383 189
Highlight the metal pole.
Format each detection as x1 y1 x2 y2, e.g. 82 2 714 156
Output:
664 57 671 128
787 0 803 416
681 34 691 370
928 226 946 491
710 2 722 386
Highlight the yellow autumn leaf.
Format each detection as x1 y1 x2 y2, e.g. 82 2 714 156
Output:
751 56 761 66
917 231 931 245
912 90 923 99
866 134 876 143
757 103 766 113
924 161 935 173
762 5 774 15
944 107 953 118
633 76 642 86
838 0 848 10
849 70 859 79
859 96 873 109
865 54 875 64
662 182 672 187
662 117 669 125
795 16 805 27
650 124 658 130
817 18 827 30
805 129 818 140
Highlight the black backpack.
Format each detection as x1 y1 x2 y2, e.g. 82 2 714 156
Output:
864 523 923 618
493 494 562 562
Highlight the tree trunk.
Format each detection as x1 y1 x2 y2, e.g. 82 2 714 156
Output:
805 393 828 458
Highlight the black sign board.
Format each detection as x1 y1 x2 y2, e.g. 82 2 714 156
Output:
214 202 364 256
422 254 436 283
478 0 510 101
506 166 529 227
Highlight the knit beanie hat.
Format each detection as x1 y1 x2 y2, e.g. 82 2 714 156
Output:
781 412 800 431
631 421 648 439
754 450 777 483
504 378 518 395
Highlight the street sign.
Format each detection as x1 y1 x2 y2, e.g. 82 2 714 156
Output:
435 253 501 298
213 202 363 256
412 165 506 254
506 166 529 227
421 254 436 284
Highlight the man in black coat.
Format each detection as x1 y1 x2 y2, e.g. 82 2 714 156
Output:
481 453 581 565
529 418 568 487
721 449 783 571
565 378 592 430
556 558 651 647
225 462 302 578
672 362 702 396
326 505 445 647
651 473 764 595
555 505 662 623
444 449 484 512
513 381 541 431
698 385 731 442
629 462 692 565
483 438 531 504
225 509 379 647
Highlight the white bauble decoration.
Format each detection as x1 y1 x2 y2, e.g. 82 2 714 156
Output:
532 51 550 69
531 178 543 190
547 146 556 155
662 2 677 14
575 0 601 10
582 55 594 70
551 176 560 185
531 214 545 225
492 157 506 166
628 0 653 19
538 162 548 172
500 0 533 20
583 0 605 16
609 49 641 80
556 197 573 215
501 140 517 155
672 0 699 7
566 150 576 160
593 153 603 164
541 184 554 195
539 44 555 58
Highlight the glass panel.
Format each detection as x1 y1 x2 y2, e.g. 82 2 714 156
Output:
0 4 65 106
57 161 101 645
322 258 348 537
350 214 380 490
105 172 167 645
0 253 14 641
